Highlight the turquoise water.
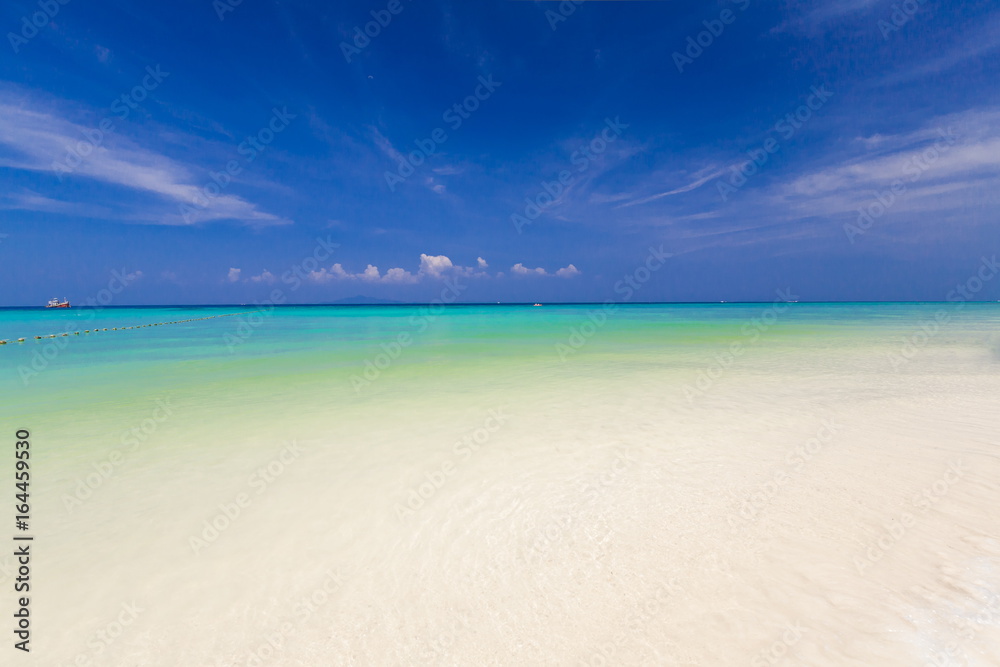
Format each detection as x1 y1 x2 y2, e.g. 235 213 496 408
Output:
1 303 999 665
2 302 998 424
3 301 998 375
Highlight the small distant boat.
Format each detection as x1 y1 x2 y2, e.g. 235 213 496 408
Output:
46 298 70 308
532 303 542 307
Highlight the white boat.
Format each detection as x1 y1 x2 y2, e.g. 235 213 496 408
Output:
46 298 70 308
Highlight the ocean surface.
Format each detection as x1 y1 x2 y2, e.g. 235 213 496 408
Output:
1 303 999 665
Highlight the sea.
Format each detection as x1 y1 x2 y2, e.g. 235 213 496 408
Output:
1 303 999 665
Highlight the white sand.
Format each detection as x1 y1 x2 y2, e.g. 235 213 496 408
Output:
16 334 1000 665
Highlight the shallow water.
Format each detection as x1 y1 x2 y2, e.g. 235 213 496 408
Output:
1 303 999 665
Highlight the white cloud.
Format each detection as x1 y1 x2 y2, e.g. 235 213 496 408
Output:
368 126 447 195
512 262 582 278
555 264 581 278
511 263 548 276
307 262 418 285
249 269 276 284
419 254 455 278
383 267 418 283
328 264 351 279
619 166 725 208
0 91 290 227
774 111 1000 217
302 253 492 285
772 0 882 35
306 263 350 283
227 268 241 283
367 125 405 164
876 14 1000 86
0 190 114 217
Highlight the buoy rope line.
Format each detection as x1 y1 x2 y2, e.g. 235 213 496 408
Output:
0 311 253 346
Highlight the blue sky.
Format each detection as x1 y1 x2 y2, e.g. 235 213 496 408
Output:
1 0 998 305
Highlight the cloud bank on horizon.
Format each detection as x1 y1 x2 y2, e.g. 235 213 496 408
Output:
0 0 998 304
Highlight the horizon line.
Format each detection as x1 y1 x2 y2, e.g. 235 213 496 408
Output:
3 300 1000 309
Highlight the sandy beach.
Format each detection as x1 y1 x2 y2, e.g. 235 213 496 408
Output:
2 304 998 665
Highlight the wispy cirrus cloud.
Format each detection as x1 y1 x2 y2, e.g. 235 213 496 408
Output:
1 189 115 218
772 0 885 35
874 13 1000 85
773 110 1000 211
367 125 451 196
618 165 726 208
587 108 1000 255
0 91 290 226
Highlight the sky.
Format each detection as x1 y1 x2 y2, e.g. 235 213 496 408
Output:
0 0 998 305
